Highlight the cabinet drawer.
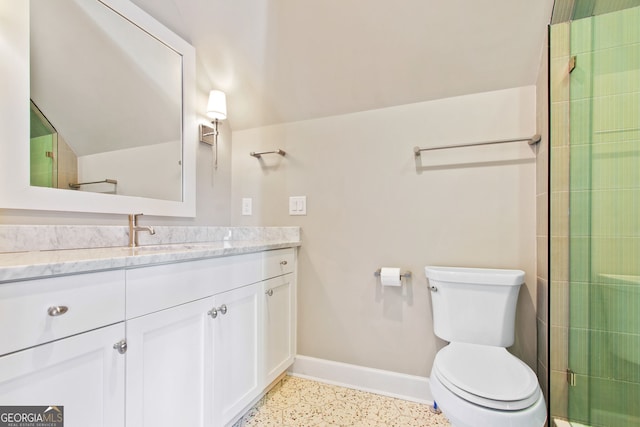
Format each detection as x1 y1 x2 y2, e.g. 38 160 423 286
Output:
263 248 295 279
0 270 125 356
126 252 263 319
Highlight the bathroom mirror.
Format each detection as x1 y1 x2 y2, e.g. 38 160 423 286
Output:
0 0 196 216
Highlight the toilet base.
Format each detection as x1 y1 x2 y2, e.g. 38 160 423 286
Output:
430 370 547 427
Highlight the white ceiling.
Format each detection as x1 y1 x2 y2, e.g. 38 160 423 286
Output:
131 0 555 131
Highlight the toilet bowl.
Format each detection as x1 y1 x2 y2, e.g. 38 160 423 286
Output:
430 343 547 427
425 266 547 427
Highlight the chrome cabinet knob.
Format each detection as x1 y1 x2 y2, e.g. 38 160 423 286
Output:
47 306 69 317
280 260 288 266
266 289 274 297
208 305 227 319
113 340 127 354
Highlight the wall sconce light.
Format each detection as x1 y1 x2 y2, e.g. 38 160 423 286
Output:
199 90 227 169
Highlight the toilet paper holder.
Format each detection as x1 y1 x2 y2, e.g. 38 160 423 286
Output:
374 269 412 279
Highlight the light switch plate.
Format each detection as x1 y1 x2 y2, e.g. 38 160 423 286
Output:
242 198 252 215
289 196 307 215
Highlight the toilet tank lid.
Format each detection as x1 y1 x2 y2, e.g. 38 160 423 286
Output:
424 266 525 286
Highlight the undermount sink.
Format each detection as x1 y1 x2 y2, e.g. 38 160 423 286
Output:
104 242 220 257
132 243 218 253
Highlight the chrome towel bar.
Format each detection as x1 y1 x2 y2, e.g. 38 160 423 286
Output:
250 149 286 158
69 179 117 189
414 134 541 156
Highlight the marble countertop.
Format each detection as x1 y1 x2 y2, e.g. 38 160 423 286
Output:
0 227 301 283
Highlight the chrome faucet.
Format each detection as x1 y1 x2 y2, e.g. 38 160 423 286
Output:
128 213 156 247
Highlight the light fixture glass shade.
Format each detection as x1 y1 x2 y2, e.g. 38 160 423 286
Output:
206 90 227 120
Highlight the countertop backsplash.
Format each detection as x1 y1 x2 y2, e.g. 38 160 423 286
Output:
0 225 301 253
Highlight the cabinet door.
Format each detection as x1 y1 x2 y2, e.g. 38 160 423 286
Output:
126 297 213 427
263 273 296 385
211 282 262 427
0 323 125 427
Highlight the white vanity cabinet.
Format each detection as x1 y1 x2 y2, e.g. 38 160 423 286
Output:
0 246 296 427
263 273 296 385
125 297 214 426
0 271 127 427
211 282 262 426
0 324 126 427
124 247 296 427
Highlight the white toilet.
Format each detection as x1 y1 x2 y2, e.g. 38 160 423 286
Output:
425 266 547 427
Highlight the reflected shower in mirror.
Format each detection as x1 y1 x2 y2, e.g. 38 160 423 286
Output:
30 0 183 201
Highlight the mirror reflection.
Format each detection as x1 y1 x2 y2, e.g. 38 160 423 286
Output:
29 0 183 201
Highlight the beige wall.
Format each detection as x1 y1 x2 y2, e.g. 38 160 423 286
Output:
231 87 539 376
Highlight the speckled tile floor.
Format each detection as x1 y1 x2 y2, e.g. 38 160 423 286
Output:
233 375 451 426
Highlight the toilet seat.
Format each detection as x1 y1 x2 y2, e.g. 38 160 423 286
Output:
433 343 540 411
429 368 547 427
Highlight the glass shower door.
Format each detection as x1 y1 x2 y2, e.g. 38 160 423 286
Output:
568 6 640 426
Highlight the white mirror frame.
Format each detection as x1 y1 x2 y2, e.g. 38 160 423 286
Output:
0 0 196 217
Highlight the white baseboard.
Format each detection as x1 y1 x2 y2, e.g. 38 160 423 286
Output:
289 355 433 404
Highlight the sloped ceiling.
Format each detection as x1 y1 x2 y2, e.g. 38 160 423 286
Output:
131 0 555 131
31 0 182 156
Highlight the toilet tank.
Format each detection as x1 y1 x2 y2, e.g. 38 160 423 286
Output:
425 266 524 347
